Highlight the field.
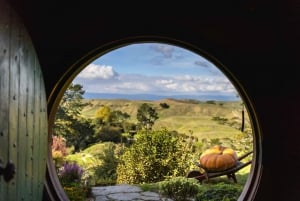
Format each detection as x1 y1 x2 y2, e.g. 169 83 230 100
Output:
81 98 250 141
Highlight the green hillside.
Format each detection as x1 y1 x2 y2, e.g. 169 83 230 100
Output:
81 98 250 140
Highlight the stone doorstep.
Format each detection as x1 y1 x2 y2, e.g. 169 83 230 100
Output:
92 184 142 196
91 184 174 201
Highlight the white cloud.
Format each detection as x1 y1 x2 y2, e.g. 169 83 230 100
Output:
150 44 175 58
75 72 237 97
156 79 174 85
77 64 118 80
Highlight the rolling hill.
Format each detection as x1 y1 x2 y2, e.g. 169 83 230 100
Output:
81 98 250 140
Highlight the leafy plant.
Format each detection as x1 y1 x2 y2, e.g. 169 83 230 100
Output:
96 126 122 143
63 182 90 201
94 142 119 185
158 176 201 201
58 162 84 185
116 128 197 184
196 182 243 201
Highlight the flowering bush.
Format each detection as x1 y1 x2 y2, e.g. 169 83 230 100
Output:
58 162 84 185
52 136 67 168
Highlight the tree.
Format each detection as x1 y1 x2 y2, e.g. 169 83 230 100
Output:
159 102 170 109
110 110 130 127
94 105 111 125
57 83 88 118
136 103 159 130
66 118 95 152
53 83 93 152
96 126 123 143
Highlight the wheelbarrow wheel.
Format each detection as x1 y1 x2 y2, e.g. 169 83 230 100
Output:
186 170 205 183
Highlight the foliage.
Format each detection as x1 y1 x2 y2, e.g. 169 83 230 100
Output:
70 118 95 152
93 142 120 185
212 116 228 125
52 135 68 155
65 142 122 186
54 83 87 134
63 182 90 201
58 162 84 185
93 105 131 143
95 126 123 143
136 103 159 130
196 182 243 201
116 128 197 184
139 182 160 192
94 105 111 124
206 100 216 104
138 173 249 201
51 135 67 168
64 152 99 186
59 83 88 117
158 176 201 201
233 131 253 157
53 83 94 152
110 110 131 127
159 102 170 109
80 99 250 141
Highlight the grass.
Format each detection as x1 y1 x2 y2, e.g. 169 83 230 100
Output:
81 98 249 140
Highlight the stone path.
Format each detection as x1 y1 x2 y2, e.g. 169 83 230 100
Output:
90 184 174 201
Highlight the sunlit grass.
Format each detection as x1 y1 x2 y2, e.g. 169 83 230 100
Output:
81 99 248 142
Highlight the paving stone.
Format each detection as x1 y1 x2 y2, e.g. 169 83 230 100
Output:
91 184 174 201
108 192 141 200
95 195 109 201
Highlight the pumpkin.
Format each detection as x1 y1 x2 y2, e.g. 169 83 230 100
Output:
199 145 238 172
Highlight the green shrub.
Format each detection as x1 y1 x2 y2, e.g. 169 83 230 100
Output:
63 182 90 201
196 182 243 201
97 126 122 143
116 128 197 184
93 142 119 185
160 102 170 109
158 176 201 201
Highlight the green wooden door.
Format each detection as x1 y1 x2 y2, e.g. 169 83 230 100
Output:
0 0 48 200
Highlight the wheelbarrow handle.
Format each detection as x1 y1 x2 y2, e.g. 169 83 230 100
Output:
237 151 253 161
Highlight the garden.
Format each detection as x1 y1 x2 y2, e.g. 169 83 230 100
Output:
51 83 253 201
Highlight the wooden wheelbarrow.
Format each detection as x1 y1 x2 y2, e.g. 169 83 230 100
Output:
186 151 253 183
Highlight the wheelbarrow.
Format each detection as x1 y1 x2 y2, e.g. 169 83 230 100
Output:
186 151 253 183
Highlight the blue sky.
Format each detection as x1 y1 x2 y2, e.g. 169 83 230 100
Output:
73 43 239 99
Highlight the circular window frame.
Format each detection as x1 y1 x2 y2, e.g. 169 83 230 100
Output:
46 36 262 201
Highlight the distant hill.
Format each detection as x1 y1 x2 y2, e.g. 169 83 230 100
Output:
81 98 249 140
83 92 240 101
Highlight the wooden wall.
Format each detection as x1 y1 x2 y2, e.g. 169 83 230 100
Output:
0 0 48 200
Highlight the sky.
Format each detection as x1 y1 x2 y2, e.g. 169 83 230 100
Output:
73 43 239 100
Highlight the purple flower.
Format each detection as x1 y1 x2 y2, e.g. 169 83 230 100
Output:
59 162 84 183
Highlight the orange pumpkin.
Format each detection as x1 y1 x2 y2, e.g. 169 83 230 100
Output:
199 145 238 172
